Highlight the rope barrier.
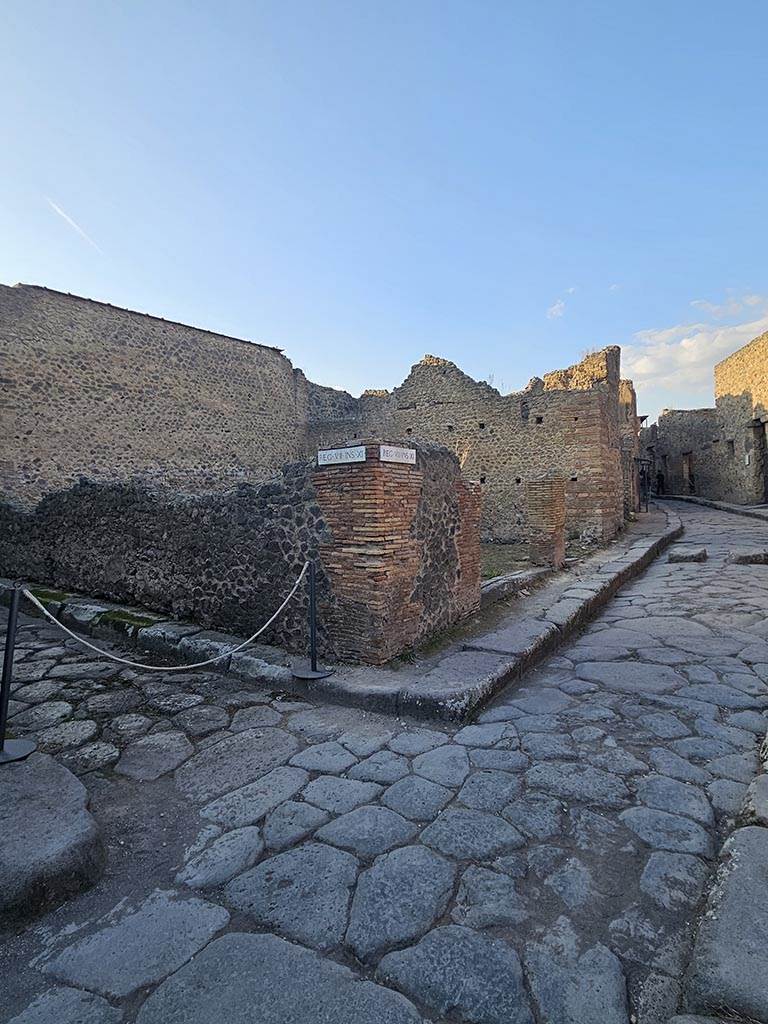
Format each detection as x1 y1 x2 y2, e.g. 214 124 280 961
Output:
20 561 309 672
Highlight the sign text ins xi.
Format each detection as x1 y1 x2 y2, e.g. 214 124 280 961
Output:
380 445 416 465
317 445 367 466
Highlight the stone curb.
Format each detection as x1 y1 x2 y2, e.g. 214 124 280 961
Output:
1 508 683 724
661 493 768 524
678 725 768 1023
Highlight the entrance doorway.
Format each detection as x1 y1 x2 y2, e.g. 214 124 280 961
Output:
682 452 695 494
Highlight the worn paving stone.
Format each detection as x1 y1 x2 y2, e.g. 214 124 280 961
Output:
229 705 281 731
172 704 229 737
85 690 143 716
115 731 194 781
1 753 104 914
453 722 508 747
707 751 758 783
727 710 768 734
526 763 630 808
458 769 523 812
742 774 768 826
451 865 528 928
316 805 417 858
672 736 736 760
588 748 648 776
510 688 574 715
577 661 685 695
469 747 529 772
289 741 358 773
35 719 98 752
147 692 204 715
638 711 691 739
635 775 714 827
200 766 309 828
302 775 383 814
60 741 119 774
421 807 525 860
42 890 229 998
684 826 768 1022
135 932 422 1024
12 681 62 704
545 858 596 910
175 728 299 803
620 807 714 857
639 852 710 911
503 793 564 839
707 779 748 817
648 748 711 785
694 717 755 749
378 925 534 1024
412 744 470 787
346 845 455 962
263 801 329 850
388 728 447 756
348 749 410 784
7 986 122 1024
381 775 452 821
176 827 264 888
337 724 395 757
12 700 73 731
108 713 152 740
223 842 358 951
524 916 630 1024
523 733 576 759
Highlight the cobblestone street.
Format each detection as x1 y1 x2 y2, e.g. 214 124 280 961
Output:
3 501 768 1024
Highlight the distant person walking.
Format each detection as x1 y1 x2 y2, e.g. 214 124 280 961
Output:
655 470 665 495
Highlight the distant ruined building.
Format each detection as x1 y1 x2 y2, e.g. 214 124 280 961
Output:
1 283 641 544
641 333 768 505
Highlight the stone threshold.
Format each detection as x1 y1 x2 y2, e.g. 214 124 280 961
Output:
661 493 768 524
1 508 683 724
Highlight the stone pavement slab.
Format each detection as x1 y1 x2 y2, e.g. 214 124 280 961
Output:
684 826 768 1022
41 890 230 998
0 753 104 914
135 932 423 1024
7 986 122 1024
175 827 264 888
174 727 299 802
200 765 309 827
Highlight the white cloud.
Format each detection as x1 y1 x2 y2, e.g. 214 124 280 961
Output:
45 197 103 253
565 286 578 294
690 291 767 319
546 298 565 319
609 283 621 291
624 310 768 394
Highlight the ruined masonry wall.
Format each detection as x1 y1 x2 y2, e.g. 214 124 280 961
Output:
0 441 481 665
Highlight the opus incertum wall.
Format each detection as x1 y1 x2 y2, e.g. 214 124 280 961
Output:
0 440 481 666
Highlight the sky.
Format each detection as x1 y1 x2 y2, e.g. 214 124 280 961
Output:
2 1 767 422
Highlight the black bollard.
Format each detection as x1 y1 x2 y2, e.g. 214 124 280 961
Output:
0 586 37 765
292 562 334 681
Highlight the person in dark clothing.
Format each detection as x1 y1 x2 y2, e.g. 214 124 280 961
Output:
655 471 665 495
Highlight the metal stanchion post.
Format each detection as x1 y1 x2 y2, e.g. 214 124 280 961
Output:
292 561 334 681
0 585 37 765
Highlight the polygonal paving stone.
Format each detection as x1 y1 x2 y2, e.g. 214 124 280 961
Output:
647 749 711 785
524 916 630 1024
672 737 736 760
116 732 194 781
544 858 596 910
469 748 529 771
302 775 383 814
84 691 142 716
451 866 528 928
526 763 630 809
695 718 755 750
523 733 576 760
639 851 709 911
638 712 690 740
172 705 229 737
458 770 523 812
223 842 357 951
577 662 684 695
109 714 152 740
588 749 648 776
42 890 229 998
381 776 452 821
175 728 299 803
635 775 714 827
12 681 62 704
135 932 422 1024
147 693 204 715
346 845 455 962
338 725 395 757
229 706 281 731
7 986 122 1024
348 750 410 784
510 688 574 715
12 701 73 731
707 779 748 817
678 684 762 710
421 808 524 860
388 728 448 756
175 827 264 889
377 925 534 1024
707 752 759 784
289 741 358 773
35 719 98 752
620 807 713 857
200 766 310 828
727 710 768 734
453 723 508 747
412 745 470 787
263 801 329 851
60 742 119 774
316 805 417 858
503 794 564 839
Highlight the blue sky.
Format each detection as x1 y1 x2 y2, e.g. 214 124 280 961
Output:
2 0 767 420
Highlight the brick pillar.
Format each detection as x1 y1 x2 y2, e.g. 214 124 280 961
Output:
526 476 566 568
311 441 481 664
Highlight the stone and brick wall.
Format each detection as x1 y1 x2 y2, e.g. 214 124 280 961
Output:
641 332 768 505
302 348 626 544
526 477 566 567
0 440 480 665
0 284 303 506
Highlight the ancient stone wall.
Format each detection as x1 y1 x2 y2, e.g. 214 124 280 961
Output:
0 284 303 507
526 477 566 567
619 379 641 517
303 348 626 544
641 332 768 504
0 440 480 665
